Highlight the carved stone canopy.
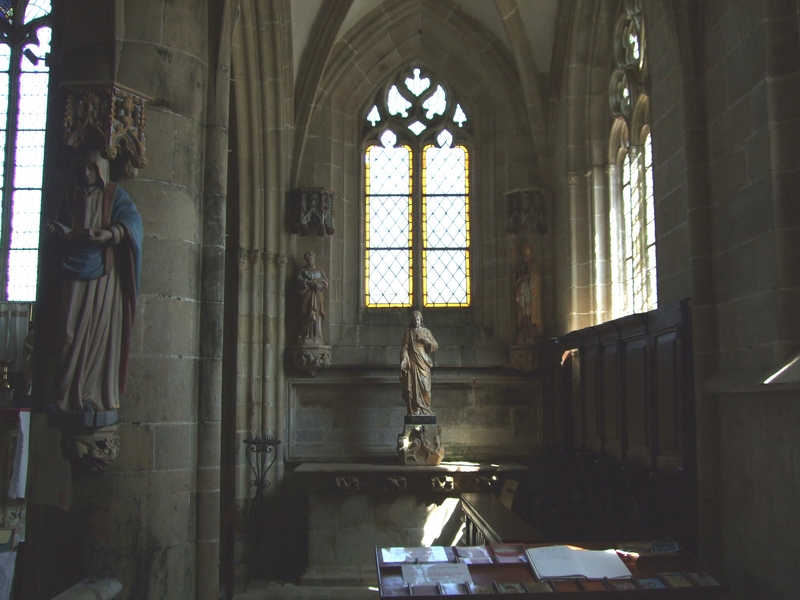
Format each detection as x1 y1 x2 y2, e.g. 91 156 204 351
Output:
62 82 151 178
289 187 336 236
505 188 547 235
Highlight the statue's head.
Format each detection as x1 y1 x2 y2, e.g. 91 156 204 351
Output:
521 242 533 263
410 310 423 328
304 251 316 266
78 148 109 189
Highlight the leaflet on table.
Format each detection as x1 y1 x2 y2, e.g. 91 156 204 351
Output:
381 546 449 564
453 545 493 564
525 545 632 580
489 543 528 563
401 563 473 586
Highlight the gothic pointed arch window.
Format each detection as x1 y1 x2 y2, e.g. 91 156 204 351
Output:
608 0 656 317
363 66 471 308
0 0 51 301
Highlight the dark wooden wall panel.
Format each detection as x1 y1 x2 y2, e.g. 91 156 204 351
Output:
624 338 649 466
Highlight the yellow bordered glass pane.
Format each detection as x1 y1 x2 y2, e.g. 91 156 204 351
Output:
421 140 470 307
364 138 413 307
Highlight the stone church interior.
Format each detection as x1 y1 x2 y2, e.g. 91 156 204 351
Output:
0 0 794 598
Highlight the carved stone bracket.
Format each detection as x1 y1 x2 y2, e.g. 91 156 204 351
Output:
60 425 120 473
382 476 407 493
62 82 151 178
289 187 336 236
335 475 359 492
431 475 454 492
505 188 547 235
289 345 331 377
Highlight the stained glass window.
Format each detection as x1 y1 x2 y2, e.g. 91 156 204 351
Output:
0 0 50 301
609 2 656 318
364 67 471 308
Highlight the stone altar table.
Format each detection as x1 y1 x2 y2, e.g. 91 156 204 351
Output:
293 461 529 585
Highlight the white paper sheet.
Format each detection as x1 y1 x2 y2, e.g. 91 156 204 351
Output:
8 410 28 499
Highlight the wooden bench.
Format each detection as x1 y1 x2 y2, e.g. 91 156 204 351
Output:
460 481 546 545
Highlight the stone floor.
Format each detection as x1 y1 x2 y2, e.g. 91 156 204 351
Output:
230 582 379 599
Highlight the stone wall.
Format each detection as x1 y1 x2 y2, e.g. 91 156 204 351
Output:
287 369 542 462
716 387 800 599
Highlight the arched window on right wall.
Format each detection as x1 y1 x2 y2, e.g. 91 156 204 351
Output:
608 0 656 318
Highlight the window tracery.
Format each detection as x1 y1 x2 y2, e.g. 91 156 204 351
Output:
363 66 471 308
609 0 656 317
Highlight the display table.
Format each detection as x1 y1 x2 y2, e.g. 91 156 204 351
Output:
375 543 728 598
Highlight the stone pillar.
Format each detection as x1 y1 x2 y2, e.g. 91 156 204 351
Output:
25 2 213 599
591 165 610 324
566 172 581 331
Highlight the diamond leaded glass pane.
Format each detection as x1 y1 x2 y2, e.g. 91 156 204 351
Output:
365 140 412 307
422 143 469 307
7 25 50 300
424 250 469 305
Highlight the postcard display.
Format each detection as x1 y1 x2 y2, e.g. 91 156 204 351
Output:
375 543 728 597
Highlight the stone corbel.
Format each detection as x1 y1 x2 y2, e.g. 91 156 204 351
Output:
49 409 120 472
62 82 151 178
289 187 336 236
59 425 120 474
505 188 547 235
290 346 331 377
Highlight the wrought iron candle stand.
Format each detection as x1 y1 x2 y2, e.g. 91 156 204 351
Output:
243 437 280 586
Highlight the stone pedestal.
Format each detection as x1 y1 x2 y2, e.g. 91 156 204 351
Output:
397 415 444 466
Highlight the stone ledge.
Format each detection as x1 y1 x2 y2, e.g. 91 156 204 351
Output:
293 461 529 494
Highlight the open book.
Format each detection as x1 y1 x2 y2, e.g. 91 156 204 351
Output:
525 545 632 580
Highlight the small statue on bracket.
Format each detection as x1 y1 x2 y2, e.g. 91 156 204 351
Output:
513 242 543 343
290 251 331 375
296 251 329 344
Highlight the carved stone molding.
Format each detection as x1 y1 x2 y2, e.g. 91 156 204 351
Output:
237 248 288 269
294 462 530 495
290 346 331 377
566 172 580 186
505 188 547 235
335 475 359 492
382 476 407 493
289 188 336 236
62 82 151 178
60 425 120 473
431 475 454 491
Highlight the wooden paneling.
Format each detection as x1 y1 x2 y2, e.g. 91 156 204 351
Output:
544 299 696 550
624 338 650 466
